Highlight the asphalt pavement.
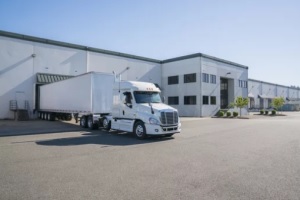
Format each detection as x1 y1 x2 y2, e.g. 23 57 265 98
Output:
1 113 300 200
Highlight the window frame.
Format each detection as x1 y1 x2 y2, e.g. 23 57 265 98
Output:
210 96 216 105
202 73 209 83
168 75 179 85
210 74 216 84
184 96 197 105
202 95 209 105
184 73 196 83
168 96 179 105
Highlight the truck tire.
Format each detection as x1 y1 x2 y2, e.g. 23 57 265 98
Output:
66 114 72 121
50 113 55 121
42 112 46 120
80 116 88 128
102 117 111 131
87 116 99 130
47 113 51 121
134 121 147 139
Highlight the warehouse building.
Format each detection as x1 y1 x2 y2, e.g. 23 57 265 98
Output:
1 30 297 119
248 79 300 111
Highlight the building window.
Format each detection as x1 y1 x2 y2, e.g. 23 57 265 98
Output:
168 96 179 105
184 73 196 83
184 96 196 105
210 96 216 105
202 73 209 83
239 80 247 88
203 96 209 105
210 74 216 84
168 76 179 85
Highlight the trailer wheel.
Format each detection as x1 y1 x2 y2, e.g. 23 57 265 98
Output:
134 121 147 139
87 116 99 130
102 117 111 131
47 113 51 121
80 116 88 128
42 112 46 120
50 113 55 121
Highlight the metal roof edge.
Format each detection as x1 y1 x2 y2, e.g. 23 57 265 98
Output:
162 53 248 69
248 78 300 90
0 30 161 64
161 53 202 64
201 54 248 69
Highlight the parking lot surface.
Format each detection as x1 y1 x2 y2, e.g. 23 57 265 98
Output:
1 113 300 200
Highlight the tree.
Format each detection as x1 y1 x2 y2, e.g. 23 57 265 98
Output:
234 96 249 117
272 97 285 114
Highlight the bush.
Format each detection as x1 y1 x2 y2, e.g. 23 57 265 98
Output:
265 110 269 115
219 111 224 117
226 112 231 117
271 110 276 115
260 110 264 115
233 111 238 117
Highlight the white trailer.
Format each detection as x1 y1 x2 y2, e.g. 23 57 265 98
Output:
38 71 181 139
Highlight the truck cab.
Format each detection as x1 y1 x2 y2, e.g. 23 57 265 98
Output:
102 81 181 139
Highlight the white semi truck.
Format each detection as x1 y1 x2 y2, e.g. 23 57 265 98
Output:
38 72 181 139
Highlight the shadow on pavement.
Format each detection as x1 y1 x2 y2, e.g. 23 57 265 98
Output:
36 130 174 146
0 120 85 137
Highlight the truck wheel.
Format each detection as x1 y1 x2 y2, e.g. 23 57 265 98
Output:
47 113 51 121
49 113 56 121
42 113 46 120
66 114 72 121
102 117 111 131
80 116 88 128
87 116 99 130
134 121 147 139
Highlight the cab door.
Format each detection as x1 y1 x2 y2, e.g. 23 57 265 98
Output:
119 91 135 132
121 91 135 119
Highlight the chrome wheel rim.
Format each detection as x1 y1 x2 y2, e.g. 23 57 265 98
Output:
136 125 144 137
103 119 108 128
81 118 86 126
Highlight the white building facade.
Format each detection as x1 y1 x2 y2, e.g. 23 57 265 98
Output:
4 30 298 119
248 79 300 111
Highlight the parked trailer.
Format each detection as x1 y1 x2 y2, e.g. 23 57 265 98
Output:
38 71 181 139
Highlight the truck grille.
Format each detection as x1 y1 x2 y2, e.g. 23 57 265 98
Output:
160 111 178 125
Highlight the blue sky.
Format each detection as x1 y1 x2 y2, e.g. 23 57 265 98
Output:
1 0 300 86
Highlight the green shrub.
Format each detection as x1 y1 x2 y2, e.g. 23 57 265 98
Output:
233 111 238 117
260 110 264 115
226 112 231 117
265 110 269 115
219 111 224 117
271 110 276 115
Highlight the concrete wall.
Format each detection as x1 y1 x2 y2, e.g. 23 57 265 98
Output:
201 57 248 116
88 52 161 86
248 79 300 110
162 57 201 117
161 56 248 117
0 36 160 119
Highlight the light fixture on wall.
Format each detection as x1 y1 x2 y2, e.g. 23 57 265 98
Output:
31 54 36 58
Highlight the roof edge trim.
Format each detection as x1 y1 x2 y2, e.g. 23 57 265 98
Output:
0 30 161 64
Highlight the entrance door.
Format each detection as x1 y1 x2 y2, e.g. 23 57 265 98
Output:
220 78 228 109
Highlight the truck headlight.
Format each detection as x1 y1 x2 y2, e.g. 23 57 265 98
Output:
149 117 160 125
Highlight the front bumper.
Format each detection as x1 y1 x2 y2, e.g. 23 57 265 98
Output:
145 123 181 135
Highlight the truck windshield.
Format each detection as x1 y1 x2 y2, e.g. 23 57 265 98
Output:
133 91 162 103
